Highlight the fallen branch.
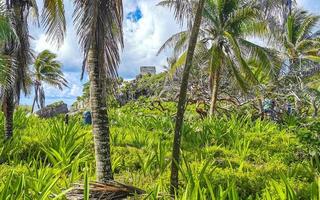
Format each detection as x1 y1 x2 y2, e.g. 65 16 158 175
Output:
66 181 145 200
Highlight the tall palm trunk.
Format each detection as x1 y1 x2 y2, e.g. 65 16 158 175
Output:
3 89 14 140
3 0 30 139
88 40 113 182
170 0 205 196
209 67 220 116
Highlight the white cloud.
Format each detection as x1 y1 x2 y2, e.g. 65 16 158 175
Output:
119 0 182 77
31 0 82 71
33 33 82 69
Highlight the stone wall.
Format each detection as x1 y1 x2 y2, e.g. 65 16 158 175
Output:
35 102 68 118
140 66 156 75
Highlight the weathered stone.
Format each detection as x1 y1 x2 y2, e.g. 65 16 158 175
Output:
35 101 68 118
140 66 156 75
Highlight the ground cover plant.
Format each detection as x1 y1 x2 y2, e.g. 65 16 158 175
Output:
0 103 319 199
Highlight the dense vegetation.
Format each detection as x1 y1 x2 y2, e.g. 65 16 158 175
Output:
0 102 320 199
0 0 320 199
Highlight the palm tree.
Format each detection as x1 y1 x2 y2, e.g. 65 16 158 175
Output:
281 10 320 71
272 10 320 113
0 3 18 140
31 50 68 113
73 0 123 182
160 0 278 116
202 0 274 115
159 0 206 195
2 0 66 140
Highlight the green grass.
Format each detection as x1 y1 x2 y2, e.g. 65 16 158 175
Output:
0 103 319 199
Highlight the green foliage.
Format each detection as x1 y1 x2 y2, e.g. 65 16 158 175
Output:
0 103 319 199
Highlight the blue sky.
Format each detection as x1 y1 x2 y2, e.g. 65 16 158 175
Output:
127 7 143 22
20 0 320 107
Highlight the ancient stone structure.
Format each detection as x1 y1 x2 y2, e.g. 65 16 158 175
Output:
71 99 90 112
140 66 156 75
35 101 68 118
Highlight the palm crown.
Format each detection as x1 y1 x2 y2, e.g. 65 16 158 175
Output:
31 50 67 112
282 9 320 71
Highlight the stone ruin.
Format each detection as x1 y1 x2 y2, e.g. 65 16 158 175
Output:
140 66 156 75
35 101 68 118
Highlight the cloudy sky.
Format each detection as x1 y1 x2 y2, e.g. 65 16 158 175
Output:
21 0 320 107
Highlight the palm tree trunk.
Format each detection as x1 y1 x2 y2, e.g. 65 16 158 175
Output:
170 0 205 196
209 67 220 116
88 41 113 182
31 85 38 113
31 97 36 113
258 97 264 119
3 89 14 140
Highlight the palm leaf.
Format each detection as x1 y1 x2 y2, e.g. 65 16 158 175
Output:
41 0 66 46
157 0 196 27
73 0 123 80
224 31 258 85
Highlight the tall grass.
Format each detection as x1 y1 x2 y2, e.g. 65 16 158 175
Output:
0 104 319 199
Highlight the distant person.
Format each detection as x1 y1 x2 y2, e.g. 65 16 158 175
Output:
263 99 271 113
286 102 292 115
83 111 92 125
263 99 276 120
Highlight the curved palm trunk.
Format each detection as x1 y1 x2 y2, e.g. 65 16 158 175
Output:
209 67 220 116
170 0 205 196
3 89 14 140
39 86 45 109
31 85 38 113
31 98 36 113
88 41 113 182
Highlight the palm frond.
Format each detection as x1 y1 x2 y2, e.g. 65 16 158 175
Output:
225 7 260 30
239 39 282 80
33 50 68 89
303 55 320 63
224 31 258 85
41 0 66 46
73 0 123 80
157 0 196 27
296 14 320 43
0 3 17 42
157 31 189 56
226 54 248 92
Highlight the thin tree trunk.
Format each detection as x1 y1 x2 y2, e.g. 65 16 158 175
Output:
31 97 36 113
312 99 318 118
294 96 300 115
258 96 264 119
209 67 220 116
88 40 113 182
3 89 14 140
170 0 205 196
31 85 38 113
